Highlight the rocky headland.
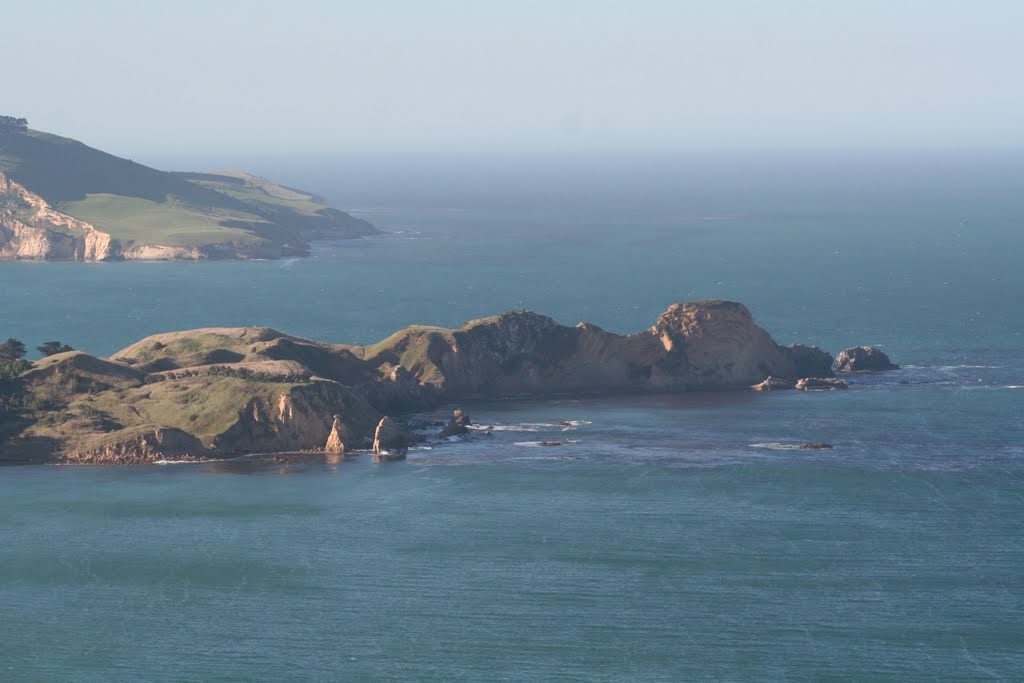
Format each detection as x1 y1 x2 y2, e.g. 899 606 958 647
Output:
0 300 895 465
0 170 375 261
0 120 378 261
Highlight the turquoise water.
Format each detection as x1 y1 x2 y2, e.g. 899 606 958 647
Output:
2 153 1023 679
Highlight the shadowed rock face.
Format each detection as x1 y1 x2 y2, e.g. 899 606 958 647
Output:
834 346 899 372
2 300 846 464
370 300 833 402
372 416 407 455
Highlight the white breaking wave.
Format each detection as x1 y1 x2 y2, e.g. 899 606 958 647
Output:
471 421 591 433
902 365 1000 370
514 440 581 448
748 442 804 450
471 424 542 433
153 458 228 465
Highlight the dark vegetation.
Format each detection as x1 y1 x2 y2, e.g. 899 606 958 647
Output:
0 338 29 413
0 338 74 412
169 365 313 384
38 341 74 357
0 116 28 134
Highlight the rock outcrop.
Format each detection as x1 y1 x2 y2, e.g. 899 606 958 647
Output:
357 301 836 407
751 376 795 391
372 416 407 457
122 245 207 261
795 377 849 391
440 409 471 437
782 344 835 379
58 427 209 464
324 415 349 454
0 300 877 465
834 346 899 372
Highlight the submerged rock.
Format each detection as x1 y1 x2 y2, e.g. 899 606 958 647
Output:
372 451 406 463
834 346 899 372
799 442 834 450
440 409 471 438
751 376 796 391
795 377 849 391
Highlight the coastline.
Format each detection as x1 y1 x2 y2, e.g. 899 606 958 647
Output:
0 300 890 466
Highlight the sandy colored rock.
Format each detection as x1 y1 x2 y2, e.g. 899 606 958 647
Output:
795 377 849 391
324 415 349 454
0 172 119 261
751 376 796 391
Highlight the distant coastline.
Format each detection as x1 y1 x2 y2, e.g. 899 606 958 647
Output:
0 120 378 262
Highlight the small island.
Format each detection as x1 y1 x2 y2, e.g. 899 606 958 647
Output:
0 300 895 465
0 116 377 261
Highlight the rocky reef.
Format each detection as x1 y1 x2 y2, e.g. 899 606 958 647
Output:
0 300 876 465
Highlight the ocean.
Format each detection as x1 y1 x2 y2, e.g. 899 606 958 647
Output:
1 151 1022 680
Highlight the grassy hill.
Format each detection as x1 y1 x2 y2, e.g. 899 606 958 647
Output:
0 123 377 258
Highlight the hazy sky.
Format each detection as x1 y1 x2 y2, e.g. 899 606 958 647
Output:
6 0 1024 156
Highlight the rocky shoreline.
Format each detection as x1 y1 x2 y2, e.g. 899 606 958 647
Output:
0 301 898 465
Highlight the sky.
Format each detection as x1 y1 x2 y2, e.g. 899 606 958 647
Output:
4 0 1024 157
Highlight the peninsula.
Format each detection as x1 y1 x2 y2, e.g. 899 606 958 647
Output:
0 116 376 260
0 300 894 465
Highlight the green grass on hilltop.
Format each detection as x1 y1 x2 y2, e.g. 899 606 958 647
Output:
59 194 265 247
182 171 327 215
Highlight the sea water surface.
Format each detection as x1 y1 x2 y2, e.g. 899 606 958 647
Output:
1 152 1023 680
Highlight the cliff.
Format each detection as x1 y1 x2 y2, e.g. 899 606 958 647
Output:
0 172 118 260
0 301 837 464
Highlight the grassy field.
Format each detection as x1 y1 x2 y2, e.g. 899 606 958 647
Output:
59 194 265 246
81 375 288 446
185 171 328 215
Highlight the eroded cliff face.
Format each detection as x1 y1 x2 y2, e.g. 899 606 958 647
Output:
0 172 119 260
58 427 209 465
212 380 379 454
0 172 277 262
2 300 840 464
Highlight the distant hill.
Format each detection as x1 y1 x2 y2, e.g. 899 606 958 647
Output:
0 120 377 260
